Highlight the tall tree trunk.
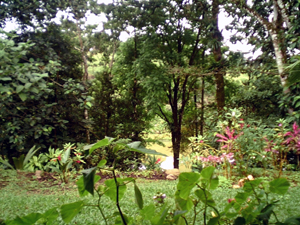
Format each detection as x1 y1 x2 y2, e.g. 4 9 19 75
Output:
172 129 181 169
76 18 90 143
231 0 290 93
212 0 225 111
200 76 205 136
194 92 198 137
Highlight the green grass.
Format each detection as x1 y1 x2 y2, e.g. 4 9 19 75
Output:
1 169 300 224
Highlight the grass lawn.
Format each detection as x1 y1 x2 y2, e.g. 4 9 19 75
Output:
1 169 300 224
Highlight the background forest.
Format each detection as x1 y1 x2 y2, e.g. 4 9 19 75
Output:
1 0 300 170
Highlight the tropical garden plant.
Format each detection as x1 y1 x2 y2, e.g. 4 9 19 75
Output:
4 138 299 225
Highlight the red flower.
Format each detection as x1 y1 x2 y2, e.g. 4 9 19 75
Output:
57 155 61 161
155 158 161 164
76 160 81 163
228 198 235 203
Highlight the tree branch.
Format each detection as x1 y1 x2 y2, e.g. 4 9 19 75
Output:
231 0 273 32
158 105 171 126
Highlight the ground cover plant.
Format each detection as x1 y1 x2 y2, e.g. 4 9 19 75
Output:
1 167 300 224
1 138 300 225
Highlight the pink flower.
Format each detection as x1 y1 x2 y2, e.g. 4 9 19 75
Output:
216 127 243 150
279 123 282 127
57 155 61 161
76 160 81 163
284 122 300 147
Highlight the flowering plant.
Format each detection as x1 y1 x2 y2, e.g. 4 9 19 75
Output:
42 143 85 182
153 192 166 204
144 155 162 171
283 122 300 153
216 127 243 151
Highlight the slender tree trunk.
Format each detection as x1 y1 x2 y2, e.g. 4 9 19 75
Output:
109 41 116 72
212 0 225 111
132 33 140 141
172 130 181 169
231 0 290 94
194 92 198 137
76 18 90 143
200 76 205 136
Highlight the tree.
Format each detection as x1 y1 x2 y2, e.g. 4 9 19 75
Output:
211 0 225 111
59 0 99 143
0 0 66 29
225 0 300 95
0 32 57 159
102 0 215 168
0 21 93 160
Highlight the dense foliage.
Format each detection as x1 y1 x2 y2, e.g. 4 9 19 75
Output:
0 0 300 170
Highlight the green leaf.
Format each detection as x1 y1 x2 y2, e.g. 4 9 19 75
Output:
140 204 156 220
104 178 127 202
86 102 92 108
82 167 97 196
208 217 220 225
23 145 39 167
235 192 250 204
97 159 107 167
127 141 167 156
284 216 300 225
269 178 290 195
195 189 216 206
233 217 246 225
76 176 89 197
175 194 194 212
0 77 12 81
0 50 5 58
201 166 215 180
61 146 71 164
24 83 32 89
16 85 24 93
6 213 42 225
0 157 14 170
60 201 84 223
88 138 110 155
177 172 200 199
151 207 169 225
200 166 219 189
134 184 143 209
243 179 262 193
0 86 10 93
41 207 59 224
257 203 275 222
13 155 25 170
18 93 27 101
77 175 101 197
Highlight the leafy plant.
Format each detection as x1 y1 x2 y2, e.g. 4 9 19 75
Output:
283 122 300 169
5 138 300 225
0 146 40 170
24 154 48 172
143 155 162 171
